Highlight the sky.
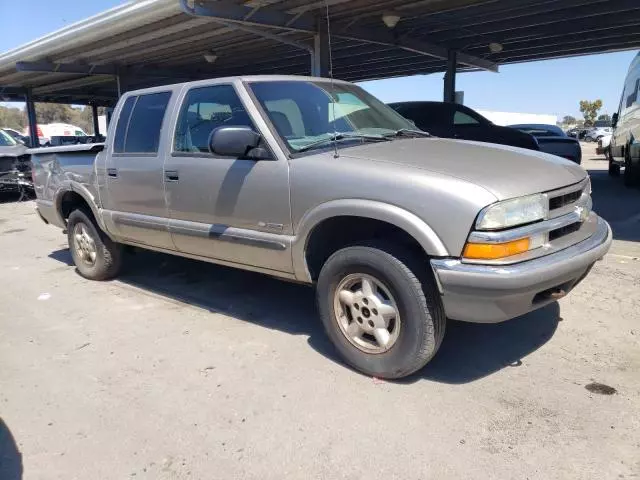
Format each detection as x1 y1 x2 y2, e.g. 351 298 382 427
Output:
0 0 638 119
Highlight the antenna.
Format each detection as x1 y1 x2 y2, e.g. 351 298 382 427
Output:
325 0 339 158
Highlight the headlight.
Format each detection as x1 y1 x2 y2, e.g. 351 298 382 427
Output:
476 193 546 230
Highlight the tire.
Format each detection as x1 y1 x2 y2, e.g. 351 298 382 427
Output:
67 208 122 280
608 155 620 176
316 242 446 379
623 150 640 187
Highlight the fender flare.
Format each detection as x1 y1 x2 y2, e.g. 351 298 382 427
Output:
53 181 108 232
291 199 449 282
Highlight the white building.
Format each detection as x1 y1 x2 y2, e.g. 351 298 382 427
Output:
476 110 557 126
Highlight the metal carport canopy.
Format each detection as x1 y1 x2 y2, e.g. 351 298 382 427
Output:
1 0 640 107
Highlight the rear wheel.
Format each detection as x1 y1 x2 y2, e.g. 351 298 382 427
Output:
316 243 446 379
67 208 123 280
608 149 620 176
623 150 640 187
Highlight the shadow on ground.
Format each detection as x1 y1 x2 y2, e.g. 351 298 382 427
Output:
50 248 560 384
0 418 22 480
0 192 34 204
408 303 559 384
589 168 640 243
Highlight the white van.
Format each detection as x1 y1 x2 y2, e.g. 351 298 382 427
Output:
23 123 88 146
609 52 640 185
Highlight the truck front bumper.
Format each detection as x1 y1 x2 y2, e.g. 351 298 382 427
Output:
431 216 612 323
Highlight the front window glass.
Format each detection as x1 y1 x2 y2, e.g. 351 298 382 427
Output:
0 130 17 146
174 84 255 153
249 80 416 152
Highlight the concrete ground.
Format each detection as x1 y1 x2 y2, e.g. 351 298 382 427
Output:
1 144 639 480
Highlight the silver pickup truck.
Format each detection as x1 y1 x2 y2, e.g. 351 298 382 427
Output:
31 75 611 379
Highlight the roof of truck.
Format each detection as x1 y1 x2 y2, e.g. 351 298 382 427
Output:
122 74 351 95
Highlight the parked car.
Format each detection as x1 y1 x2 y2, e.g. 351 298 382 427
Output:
584 127 612 142
30 76 611 379
0 129 33 197
567 128 589 140
388 101 539 150
609 51 640 185
597 134 612 156
1 127 30 145
509 124 582 164
24 123 88 146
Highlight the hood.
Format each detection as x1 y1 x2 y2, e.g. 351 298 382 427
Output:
340 137 586 200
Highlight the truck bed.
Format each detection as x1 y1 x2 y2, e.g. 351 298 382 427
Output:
27 143 105 155
29 143 103 202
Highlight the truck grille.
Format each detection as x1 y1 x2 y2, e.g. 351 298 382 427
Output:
546 178 590 220
549 221 581 241
549 190 582 211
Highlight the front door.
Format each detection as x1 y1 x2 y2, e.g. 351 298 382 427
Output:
163 82 293 273
104 91 174 249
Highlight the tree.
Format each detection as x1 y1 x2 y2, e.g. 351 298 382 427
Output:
597 113 611 122
579 99 603 127
35 103 76 124
0 105 26 130
76 106 106 134
562 115 577 125
1 102 104 134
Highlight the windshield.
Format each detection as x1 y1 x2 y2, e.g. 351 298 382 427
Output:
0 130 17 146
248 80 417 153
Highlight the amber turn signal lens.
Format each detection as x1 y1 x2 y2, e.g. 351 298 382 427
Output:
463 237 530 260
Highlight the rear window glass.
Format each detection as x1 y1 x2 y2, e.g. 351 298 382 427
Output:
113 96 136 153
453 110 479 125
124 92 171 153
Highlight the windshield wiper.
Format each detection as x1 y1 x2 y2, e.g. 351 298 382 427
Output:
296 132 391 153
387 128 432 138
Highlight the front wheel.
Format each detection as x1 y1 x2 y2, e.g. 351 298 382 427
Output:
316 243 446 379
67 209 123 280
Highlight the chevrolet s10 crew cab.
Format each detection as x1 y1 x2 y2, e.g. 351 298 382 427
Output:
31 75 612 379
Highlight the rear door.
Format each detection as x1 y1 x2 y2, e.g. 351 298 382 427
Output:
103 90 175 249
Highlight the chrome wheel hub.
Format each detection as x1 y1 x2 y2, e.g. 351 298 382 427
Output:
333 274 401 354
73 223 97 266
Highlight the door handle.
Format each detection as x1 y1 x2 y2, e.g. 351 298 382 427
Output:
165 170 179 182
107 168 118 178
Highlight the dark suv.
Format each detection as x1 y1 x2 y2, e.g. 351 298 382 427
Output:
389 101 539 151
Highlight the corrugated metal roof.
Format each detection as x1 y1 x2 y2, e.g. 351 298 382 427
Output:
1 0 639 105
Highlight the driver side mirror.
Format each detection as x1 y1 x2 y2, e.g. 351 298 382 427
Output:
611 113 619 128
208 126 268 159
